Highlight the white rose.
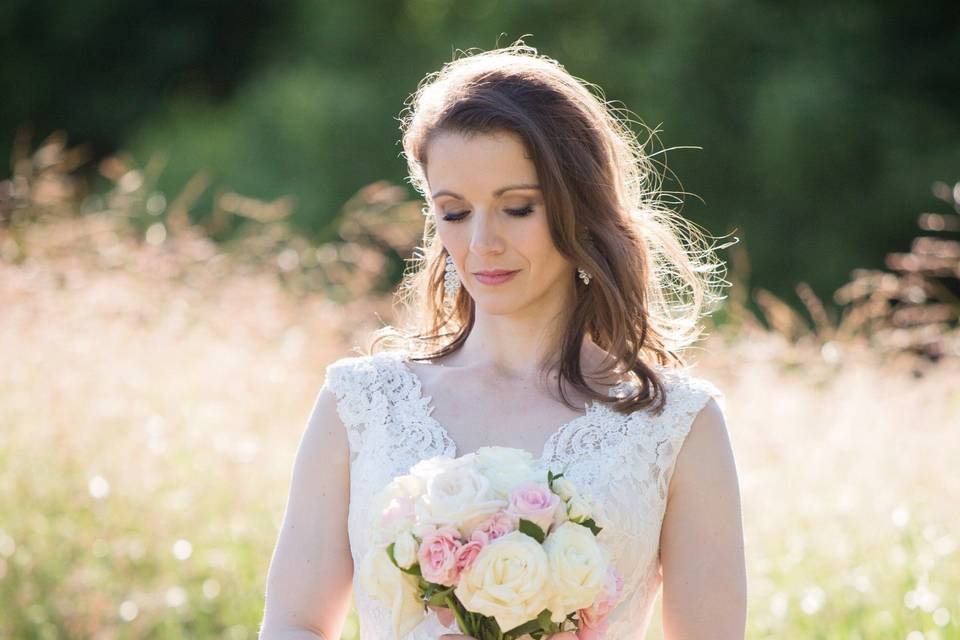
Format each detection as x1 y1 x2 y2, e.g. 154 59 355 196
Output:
371 473 425 544
551 477 578 501
376 473 426 504
409 452 476 482
473 446 541 499
359 544 426 637
392 529 418 569
566 493 593 523
414 461 506 537
542 522 608 622
454 530 552 633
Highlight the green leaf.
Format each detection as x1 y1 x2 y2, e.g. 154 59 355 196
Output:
386 541 424 576
574 517 603 535
425 585 454 606
482 614 503 640
518 518 545 544
504 618 541 637
420 578 448 598
547 470 564 493
537 608 555 631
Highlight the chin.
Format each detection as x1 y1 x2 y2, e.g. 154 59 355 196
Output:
473 301 520 316
470 295 527 316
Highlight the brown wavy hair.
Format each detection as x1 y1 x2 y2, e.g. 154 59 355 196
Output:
368 39 731 416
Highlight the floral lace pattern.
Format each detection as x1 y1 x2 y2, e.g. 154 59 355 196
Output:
323 349 725 639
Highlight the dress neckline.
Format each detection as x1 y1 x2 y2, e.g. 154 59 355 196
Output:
387 348 610 467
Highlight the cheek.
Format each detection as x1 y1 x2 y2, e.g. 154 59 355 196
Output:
436 225 468 259
527 241 570 280
516 220 564 269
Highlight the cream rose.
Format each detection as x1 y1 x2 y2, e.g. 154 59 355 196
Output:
414 461 506 537
371 473 426 543
358 544 426 637
409 452 476 481
453 530 552 633
551 477 578 501
542 522 608 623
566 493 594 523
473 446 542 499
392 529 418 570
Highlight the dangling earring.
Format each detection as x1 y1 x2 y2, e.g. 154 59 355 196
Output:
577 266 592 285
578 227 594 286
444 254 461 296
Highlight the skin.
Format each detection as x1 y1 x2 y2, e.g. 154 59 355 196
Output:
424 130 579 380
258 130 746 640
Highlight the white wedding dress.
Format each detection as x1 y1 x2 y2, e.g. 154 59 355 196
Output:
324 348 725 639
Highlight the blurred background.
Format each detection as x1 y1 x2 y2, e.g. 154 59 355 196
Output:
1 1 958 639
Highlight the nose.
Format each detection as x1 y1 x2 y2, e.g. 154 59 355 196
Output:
468 207 505 256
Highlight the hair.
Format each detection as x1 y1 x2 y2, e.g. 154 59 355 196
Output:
368 39 731 416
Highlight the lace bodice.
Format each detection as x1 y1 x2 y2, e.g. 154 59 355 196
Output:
324 348 726 640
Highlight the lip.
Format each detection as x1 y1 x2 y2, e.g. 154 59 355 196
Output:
473 269 519 285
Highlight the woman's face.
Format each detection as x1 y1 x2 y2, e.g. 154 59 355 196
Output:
425 130 575 317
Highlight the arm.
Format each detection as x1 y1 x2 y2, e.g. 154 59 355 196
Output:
659 398 747 640
258 383 354 640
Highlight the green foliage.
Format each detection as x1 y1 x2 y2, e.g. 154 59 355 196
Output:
4 0 957 301
518 518 546 544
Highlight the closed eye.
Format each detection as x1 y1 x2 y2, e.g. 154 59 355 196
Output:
441 205 535 223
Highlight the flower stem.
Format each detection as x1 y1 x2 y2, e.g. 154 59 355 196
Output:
444 593 473 637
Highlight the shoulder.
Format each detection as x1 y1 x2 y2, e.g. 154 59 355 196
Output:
654 365 727 428
322 349 404 394
660 368 733 502
323 351 376 384
642 365 729 493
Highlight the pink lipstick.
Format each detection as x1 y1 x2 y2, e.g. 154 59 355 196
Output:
473 269 519 285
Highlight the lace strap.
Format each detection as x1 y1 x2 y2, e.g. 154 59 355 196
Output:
655 369 727 501
322 354 388 463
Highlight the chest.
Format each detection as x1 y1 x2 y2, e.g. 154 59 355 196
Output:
403 361 599 457
432 395 589 457
348 387 671 594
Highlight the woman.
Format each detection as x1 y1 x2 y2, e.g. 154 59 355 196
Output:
259 42 746 640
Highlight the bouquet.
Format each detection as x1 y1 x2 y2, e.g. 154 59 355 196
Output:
358 446 624 640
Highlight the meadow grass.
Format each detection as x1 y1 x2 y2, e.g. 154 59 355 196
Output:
1 212 957 639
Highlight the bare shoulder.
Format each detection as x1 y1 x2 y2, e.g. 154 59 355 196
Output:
660 395 747 639
303 381 351 462
667 396 733 502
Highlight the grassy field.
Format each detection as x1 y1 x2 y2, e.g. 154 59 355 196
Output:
1 207 958 639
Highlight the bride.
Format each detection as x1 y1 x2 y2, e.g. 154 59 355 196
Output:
259 42 746 640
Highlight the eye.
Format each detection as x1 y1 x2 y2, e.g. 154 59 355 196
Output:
506 205 534 217
441 210 469 223
441 205 535 223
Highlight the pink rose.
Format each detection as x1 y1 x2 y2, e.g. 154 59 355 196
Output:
578 608 611 637
578 565 624 636
381 495 415 527
451 539 485 582
576 625 606 640
505 482 563 533
417 525 463 586
470 510 518 544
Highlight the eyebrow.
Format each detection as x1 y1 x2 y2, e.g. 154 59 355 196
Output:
430 184 541 199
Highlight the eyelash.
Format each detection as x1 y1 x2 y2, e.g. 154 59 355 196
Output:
441 205 535 223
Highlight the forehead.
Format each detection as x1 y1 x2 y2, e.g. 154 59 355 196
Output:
425 131 538 198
